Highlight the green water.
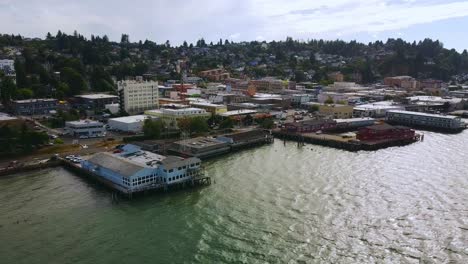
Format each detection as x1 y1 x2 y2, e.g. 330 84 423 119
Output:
1 131 467 263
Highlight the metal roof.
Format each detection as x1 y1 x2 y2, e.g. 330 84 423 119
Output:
87 152 145 178
387 110 460 119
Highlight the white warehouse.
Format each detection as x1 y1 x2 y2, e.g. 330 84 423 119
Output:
108 115 157 133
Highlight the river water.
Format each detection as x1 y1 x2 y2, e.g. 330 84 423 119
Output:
0 130 467 263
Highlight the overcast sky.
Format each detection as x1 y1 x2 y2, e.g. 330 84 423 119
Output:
1 0 468 51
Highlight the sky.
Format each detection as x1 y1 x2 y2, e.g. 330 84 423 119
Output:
1 0 468 51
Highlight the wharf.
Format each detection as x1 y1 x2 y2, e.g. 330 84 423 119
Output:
272 130 420 151
60 158 211 198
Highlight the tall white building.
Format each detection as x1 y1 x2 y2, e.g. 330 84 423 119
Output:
117 79 159 114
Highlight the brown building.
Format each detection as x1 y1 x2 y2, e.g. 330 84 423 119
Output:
328 72 344 82
199 68 230 81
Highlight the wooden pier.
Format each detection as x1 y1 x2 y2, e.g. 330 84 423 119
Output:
272 130 420 151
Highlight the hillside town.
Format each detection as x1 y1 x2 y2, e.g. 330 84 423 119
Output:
1 33 468 194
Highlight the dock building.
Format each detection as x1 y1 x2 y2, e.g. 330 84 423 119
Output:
387 110 466 131
65 120 106 138
81 144 202 193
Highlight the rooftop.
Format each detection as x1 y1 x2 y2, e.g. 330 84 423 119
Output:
76 94 118 100
220 109 258 117
13 98 57 103
87 152 145 178
0 112 18 121
66 120 104 126
388 110 460 119
109 115 153 123
173 137 226 149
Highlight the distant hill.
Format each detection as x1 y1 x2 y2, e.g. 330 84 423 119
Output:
1 31 468 103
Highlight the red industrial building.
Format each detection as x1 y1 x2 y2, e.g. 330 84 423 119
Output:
357 124 416 141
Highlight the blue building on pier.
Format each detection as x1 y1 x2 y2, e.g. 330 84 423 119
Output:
81 144 202 192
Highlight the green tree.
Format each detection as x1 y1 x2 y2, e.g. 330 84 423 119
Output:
309 104 319 112
324 96 334 104
61 67 87 95
143 119 163 139
0 76 17 103
219 118 234 129
190 117 209 134
260 118 274 129
16 88 34 99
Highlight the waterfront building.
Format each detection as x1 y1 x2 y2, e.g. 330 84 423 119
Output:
169 137 230 158
74 94 119 110
319 104 354 119
108 115 157 133
357 124 415 141
334 118 376 129
12 98 58 115
386 110 465 131
117 79 159 114
81 144 202 192
283 119 337 133
65 120 106 137
145 108 210 129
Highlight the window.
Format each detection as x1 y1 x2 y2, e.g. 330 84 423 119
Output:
169 169 174 173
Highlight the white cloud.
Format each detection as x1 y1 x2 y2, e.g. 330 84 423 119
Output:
0 0 467 48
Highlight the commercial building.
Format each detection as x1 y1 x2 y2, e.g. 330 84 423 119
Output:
291 94 313 105
319 104 354 119
220 109 258 119
199 68 230 81
190 102 228 116
357 124 416 141
328 72 344 82
335 118 376 130
384 76 419 90
12 98 58 115
353 101 404 118
75 94 119 110
386 110 466 131
145 108 210 128
65 120 106 138
169 137 230 158
81 144 202 192
283 119 337 133
250 78 285 93
317 92 349 104
117 79 159 114
108 115 156 133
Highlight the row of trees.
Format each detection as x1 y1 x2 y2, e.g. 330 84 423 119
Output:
142 115 275 139
0 123 49 155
